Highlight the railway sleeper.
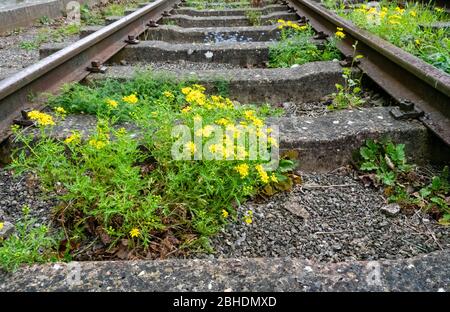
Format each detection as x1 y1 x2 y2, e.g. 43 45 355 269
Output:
80 25 282 43
6 107 431 172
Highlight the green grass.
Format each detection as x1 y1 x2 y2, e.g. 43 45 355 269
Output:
336 1 450 74
246 10 262 26
0 210 59 272
269 23 341 68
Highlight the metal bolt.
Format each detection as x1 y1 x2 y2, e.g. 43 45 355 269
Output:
87 60 107 73
147 20 159 27
390 100 424 120
298 16 309 24
125 35 140 44
339 55 359 67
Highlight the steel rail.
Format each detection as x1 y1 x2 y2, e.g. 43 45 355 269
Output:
288 0 450 145
0 0 180 141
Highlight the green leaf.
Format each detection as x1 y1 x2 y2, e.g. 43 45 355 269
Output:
381 171 396 186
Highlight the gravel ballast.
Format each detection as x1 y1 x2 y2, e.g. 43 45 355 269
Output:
0 24 78 80
1 168 448 262
0 170 56 228
204 170 449 262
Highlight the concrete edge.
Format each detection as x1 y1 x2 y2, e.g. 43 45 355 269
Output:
0 0 99 34
1 250 448 291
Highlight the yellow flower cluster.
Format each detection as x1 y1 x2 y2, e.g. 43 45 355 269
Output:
255 164 269 184
27 110 55 126
0 222 3 230
353 5 420 26
234 163 249 178
64 132 81 145
54 107 66 115
277 19 307 31
163 91 175 99
88 139 107 149
106 99 118 108
222 209 229 218
182 85 207 106
335 27 346 39
185 141 196 154
244 210 253 224
243 110 264 129
180 85 235 113
122 93 138 104
195 125 215 138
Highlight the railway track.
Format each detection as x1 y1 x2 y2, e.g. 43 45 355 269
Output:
0 0 449 291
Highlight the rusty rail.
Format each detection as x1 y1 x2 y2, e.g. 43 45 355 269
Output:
0 0 179 141
288 0 450 145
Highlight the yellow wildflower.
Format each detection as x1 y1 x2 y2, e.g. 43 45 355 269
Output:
129 228 140 238
181 106 192 114
64 133 81 145
117 128 127 135
415 39 421 45
267 136 278 147
208 143 222 154
367 7 377 15
270 173 278 183
252 118 264 128
335 28 346 39
215 118 230 126
181 87 192 95
235 163 249 178
54 107 66 114
395 6 405 14
88 139 107 149
0 222 3 230
244 210 253 224
106 99 118 108
409 11 417 17
122 94 138 104
255 164 269 184
185 89 206 106
222 210 229 218
163 91 174 99
27 110 55 126
195 125 214 137
244 110 255 120
185 141 196 154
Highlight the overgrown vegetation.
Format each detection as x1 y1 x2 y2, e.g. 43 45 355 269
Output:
8 71 299 264
246 10 262 26
358 139 450 225
328 41 365 110
0 208 59 272
19 23 80 51
269 20 341 68
335 1 450 74
19 0 142 51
